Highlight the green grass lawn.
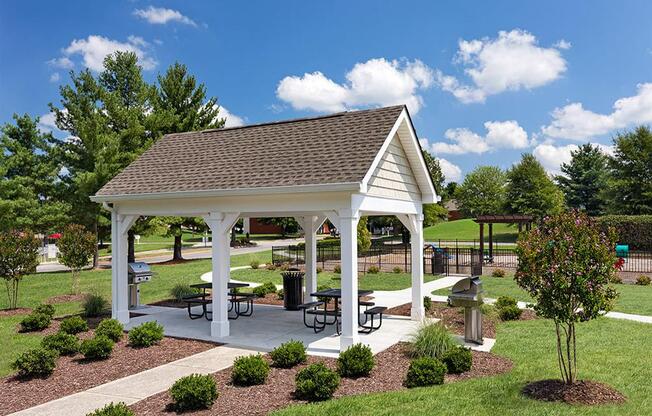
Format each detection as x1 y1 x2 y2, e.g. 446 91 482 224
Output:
231 269 439 291
273 317 652 415
424 218 519 243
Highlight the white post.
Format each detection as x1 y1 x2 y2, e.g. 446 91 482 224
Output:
339 208 359 351
204 212 239 339
409 214 425 320
111 212 136 324
298 215 325 301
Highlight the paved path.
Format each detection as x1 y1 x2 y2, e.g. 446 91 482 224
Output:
11 345 254 416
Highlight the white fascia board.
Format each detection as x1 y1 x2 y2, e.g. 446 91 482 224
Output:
90 182 362 203
352 194 420 215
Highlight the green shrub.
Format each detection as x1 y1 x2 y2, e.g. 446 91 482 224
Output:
12 347 58 378
20 312 52 332
250 260 260 269
60 315 89 334
441 346 472 374
636 275 651 286
495 296 517 310
491 268 507 278
480 303 499 320
34 303 55 317
333 264 341 274
231 354 269 386
170 283 199 302
270 340 306 368
295 362 340 401
83 293 108 317
276 288 284 300
41 332 79 355
316 285 333 304
96 318 124 342
128 321 164 347
393 266 402 274
316 267 323 274
404 357 446 388
597 215 652 249
170 373 218 411
423 296 432 312
367 265 380 274
498 305 523 321
337 343 374 378
408 322 456 359
253 282 277 297
611 274 623 284
80 335 114 360
86 402 134 416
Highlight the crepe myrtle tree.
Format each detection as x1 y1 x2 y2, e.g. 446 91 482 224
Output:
0 230 40 309
58 224 96 294
515 210 619 384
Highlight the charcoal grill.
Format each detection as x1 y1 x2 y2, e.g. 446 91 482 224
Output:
128 262 154 309
448 276 484 344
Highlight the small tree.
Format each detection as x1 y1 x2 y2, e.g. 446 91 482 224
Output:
0 230 40 309
357 217 372 252
515 211 618 384
58 224 96 294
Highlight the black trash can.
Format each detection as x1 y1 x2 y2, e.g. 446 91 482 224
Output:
281 270 304 310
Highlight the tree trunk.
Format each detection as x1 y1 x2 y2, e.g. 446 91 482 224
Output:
128 229 135 263
172 234 184 261
92 219 99 269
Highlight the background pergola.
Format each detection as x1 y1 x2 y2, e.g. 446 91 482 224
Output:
474 214 533 258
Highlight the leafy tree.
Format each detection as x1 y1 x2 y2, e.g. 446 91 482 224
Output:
0 115 69 233
455 166 507 217
505 154 564 218
515 211 618 384
58 224 97 294
421 150 448 227
421 150 444 196
423 204 448 227
357 217 372 252
0 230 40 309
556 144 609 216
444 182 458 199
609 126 652 214
258 217 299 237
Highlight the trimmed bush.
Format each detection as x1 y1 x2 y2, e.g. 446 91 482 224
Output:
597 215 652 249
250 260 260 269
231 354 269 386
367 265 380 274
86 402 134 416
495 296 518 310
295 362 340 401
170 374 218 411
636 275 651 286
170 283 199 302
12 347 58 378
83 293 108 317
498 305 523 321
60 315 89 335
408 322 456 359
80 335 114 360
276 288 284 300
270 340 306 368
441 346 472 374
128 321 164 347
393 266 402 274
316 267 323 274
41 332 79 355
491 268 507 278
252 281 277 297
333 264 341 274
34 303 55 317
423 296 433 312
337 343 374 378
96 318 124 342
20 312 51 332
611 275 623 284
404 357 446 388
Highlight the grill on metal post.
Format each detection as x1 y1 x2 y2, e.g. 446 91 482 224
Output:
447 276 484 344
127 262 154 309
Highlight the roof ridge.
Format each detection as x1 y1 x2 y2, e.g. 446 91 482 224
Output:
169 105 406 136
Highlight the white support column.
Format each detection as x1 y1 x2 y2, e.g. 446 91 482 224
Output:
409 214 425 321
203 212 240 339
297 215 326 301
339 208 359 351
111 212 137 324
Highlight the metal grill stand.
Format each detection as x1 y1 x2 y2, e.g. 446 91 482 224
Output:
448 276 484 345
128 262 154 309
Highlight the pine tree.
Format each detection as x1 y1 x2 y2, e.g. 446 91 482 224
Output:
609 126 652 214
505 154 564 218
556 144 609 216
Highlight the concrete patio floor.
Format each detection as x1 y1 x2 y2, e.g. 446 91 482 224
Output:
126 303 421 358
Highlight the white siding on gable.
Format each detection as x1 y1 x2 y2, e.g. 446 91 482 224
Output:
367 134 422 201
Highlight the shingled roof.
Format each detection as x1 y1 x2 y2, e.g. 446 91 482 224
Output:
95 105 407 198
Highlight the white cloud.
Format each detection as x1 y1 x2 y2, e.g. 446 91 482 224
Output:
276 58 434 114
49 73 60 83
220 107 245 128
133 6 197 26
436 29 568 103
533 142 614 174
438 158 462 183
38 112 58 133
542 83 652 140
56 35 157 72
554 39 572 50
430 120 529 155
47 57 74 69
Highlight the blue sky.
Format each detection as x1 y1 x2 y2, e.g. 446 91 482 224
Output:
2 0 652 182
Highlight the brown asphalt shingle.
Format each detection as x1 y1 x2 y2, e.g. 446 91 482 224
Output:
95 105 405 197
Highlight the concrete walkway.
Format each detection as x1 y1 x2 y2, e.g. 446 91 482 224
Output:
11 345 254 416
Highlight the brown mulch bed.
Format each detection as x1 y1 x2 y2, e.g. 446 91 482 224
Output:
0 307 32 317
130 342 512 416
253 293 284 306
522 379 626 405
0 327 218 415
149 299 186 308
45 293 86 304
